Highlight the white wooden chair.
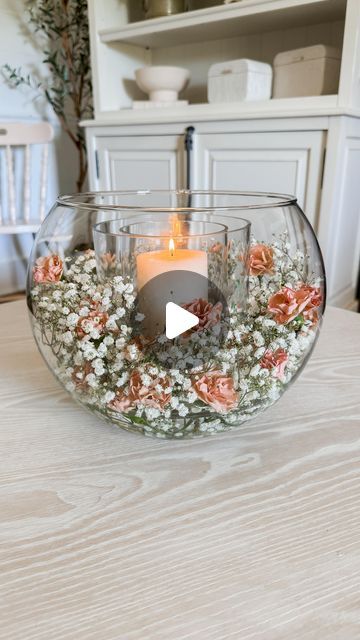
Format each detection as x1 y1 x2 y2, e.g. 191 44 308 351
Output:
0 122 54 235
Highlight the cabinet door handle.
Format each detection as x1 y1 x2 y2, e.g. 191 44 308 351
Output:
95 150 100 180
184 126 195 190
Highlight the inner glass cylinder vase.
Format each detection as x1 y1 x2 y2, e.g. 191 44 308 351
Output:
27 190 326 439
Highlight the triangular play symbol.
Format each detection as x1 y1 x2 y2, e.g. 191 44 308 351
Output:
165 302 199 340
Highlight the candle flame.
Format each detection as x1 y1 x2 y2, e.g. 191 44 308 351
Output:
169 238 175 257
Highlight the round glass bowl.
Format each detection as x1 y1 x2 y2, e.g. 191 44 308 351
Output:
27 190 326 438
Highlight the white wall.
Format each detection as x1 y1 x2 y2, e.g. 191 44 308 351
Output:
0 0 79 294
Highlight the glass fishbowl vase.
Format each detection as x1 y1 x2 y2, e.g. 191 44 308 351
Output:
27 190 326 439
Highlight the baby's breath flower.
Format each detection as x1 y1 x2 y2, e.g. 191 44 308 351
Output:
125 294 135 307
104 391 115 403
170 397 180 409
62 331 74 345
178 404 189 417
116 372 129 386
79 307 89 317
97 343 107 357
74 352 83 366
66 313 79 327
85 373 98 388
141 373 152 386
82 344 98 361
145 407 160 420
253 331 265 347
250 364 261 377
106 315 118 330
120 324 131 335
84 259 96 273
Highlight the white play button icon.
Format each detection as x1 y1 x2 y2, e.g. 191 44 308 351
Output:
166 302 199 340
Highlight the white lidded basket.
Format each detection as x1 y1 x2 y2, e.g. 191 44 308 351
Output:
208 59 272 103
273 44 341 98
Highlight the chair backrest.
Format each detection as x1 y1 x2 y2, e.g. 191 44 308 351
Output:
0 122 54 234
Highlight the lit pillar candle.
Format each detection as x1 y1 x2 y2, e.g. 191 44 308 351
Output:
137 239 207 289
136 239 208 336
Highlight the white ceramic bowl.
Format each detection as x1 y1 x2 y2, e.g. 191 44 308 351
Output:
135 66 190 102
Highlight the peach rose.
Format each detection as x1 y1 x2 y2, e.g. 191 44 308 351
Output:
182 298 222 331
249 244 274 276
33 255 63 284
124 336 150 362
76 309 109 339
268 284 322 325
193 371 238 413
260 348 288 380
298 285 323 321
100 252 117 274
209 242 224 254
79 297 100 311
109 393 134 413
129 371 171 410
110 370 171 413
304 307 319 327
101 252 116 267
268 287 301 324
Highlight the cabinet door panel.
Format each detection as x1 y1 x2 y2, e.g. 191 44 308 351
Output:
196 131 325 228
96 135 185 190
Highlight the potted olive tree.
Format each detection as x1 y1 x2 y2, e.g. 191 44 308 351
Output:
2 0 93 192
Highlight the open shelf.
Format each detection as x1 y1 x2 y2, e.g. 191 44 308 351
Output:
81 95 350 127
99 0 347 49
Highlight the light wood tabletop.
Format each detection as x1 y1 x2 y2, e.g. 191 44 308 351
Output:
1 301 360 640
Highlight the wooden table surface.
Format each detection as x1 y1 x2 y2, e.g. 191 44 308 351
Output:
1 301 360 640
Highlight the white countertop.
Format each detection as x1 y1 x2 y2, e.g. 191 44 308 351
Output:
1 301 360 639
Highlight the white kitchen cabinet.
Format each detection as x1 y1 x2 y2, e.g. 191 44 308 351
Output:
85 116 360 309
95 134 186 191
195 131 326 229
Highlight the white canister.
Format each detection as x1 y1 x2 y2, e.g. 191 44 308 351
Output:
273 45 341 98
208 59 273 103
